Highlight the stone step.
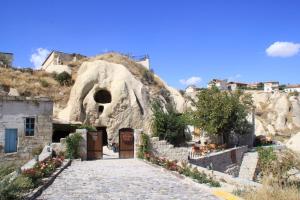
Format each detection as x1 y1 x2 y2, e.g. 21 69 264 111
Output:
238 152 258 180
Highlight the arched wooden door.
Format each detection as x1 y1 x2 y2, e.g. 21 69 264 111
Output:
119 128 134 159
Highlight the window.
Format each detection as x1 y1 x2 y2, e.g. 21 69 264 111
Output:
94 90 112 103
25 117 35 136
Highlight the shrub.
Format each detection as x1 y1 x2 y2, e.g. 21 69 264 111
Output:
242 177 300 200
151 101 188 146
137 132 151 159
76 124 97 131
257 147 277 176
54 71 72 86
66 133 83 159
0 164 17 179
142 68 155 84
0 175 34 200
39 79 49 87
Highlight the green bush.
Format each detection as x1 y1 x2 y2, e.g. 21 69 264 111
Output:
257 147 277 176
66 133 83 159
142 68 155 84
0 175 34 200
54 71 72 86
0 164 17 179
77 124 97 131
151 101 188 146
138 133 151 159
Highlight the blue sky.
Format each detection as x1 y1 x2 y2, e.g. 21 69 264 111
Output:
1 0 300 89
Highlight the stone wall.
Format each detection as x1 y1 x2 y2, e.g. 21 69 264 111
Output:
150 137 189 161
0 96 53 163
189 146 248 173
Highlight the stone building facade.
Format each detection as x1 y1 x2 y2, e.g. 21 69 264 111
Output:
0 96 53 163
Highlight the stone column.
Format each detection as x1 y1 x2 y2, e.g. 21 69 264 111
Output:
134 129 142 159
76 129 87 160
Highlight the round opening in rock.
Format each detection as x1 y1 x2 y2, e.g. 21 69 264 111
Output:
94 90 112 104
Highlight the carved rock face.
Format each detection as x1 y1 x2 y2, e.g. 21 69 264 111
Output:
57 60 185 141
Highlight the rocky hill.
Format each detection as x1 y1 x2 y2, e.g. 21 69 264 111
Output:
1 53 300 144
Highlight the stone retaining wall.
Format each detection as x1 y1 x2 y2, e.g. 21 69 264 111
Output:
150 137 189 161
189 146 248 173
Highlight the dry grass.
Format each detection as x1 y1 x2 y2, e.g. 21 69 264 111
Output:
243 178 300 200
0 68 72 106
0 52 169 108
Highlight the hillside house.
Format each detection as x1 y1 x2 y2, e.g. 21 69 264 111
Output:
0 52 13 68
247 82 263 90
0 96 53 163
264 81 279 92
284 85 300 93
41 50 85 71
228 82 248 91
207 79 228 90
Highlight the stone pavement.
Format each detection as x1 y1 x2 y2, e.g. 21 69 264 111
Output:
38 159 220 200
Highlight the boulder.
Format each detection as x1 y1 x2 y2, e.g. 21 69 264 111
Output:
286 132 300 153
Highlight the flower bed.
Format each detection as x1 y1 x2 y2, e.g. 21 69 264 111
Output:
22 156 64 186
143 152 221 187
0 156 65 200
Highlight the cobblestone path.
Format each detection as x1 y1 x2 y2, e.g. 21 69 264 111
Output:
38 159 219 200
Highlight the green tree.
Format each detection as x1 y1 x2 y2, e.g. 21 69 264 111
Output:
190 87 253 145
151 101 188 145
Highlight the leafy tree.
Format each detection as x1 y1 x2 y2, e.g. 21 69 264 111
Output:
151 101 188 145
190 87 253 145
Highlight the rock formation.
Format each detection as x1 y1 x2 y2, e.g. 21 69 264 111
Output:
56 55 185 142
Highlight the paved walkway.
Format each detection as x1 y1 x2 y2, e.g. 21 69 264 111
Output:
38 159 219 200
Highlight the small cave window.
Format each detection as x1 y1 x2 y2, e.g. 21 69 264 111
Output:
98 105 104 114
94 90 112 104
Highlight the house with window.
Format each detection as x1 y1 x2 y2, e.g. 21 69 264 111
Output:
284 84 300 93
227 82 248 91
0 96 53 163
41 50 86 73
263 81 279 92
207 79 228 90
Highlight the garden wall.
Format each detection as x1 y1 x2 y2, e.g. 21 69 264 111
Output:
150 137 189 161
189 146 248 173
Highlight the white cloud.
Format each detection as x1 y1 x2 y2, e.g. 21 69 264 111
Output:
180 76 202 85
266 41 300 57
30 48 50 69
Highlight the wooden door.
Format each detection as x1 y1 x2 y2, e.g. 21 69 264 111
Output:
119 128 134 159
5 129 18 153
87 131 103 160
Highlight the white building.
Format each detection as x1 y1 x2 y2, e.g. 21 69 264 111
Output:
263 81 279 92
207 79 228 90
41 51 85 71
284 85 300 93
